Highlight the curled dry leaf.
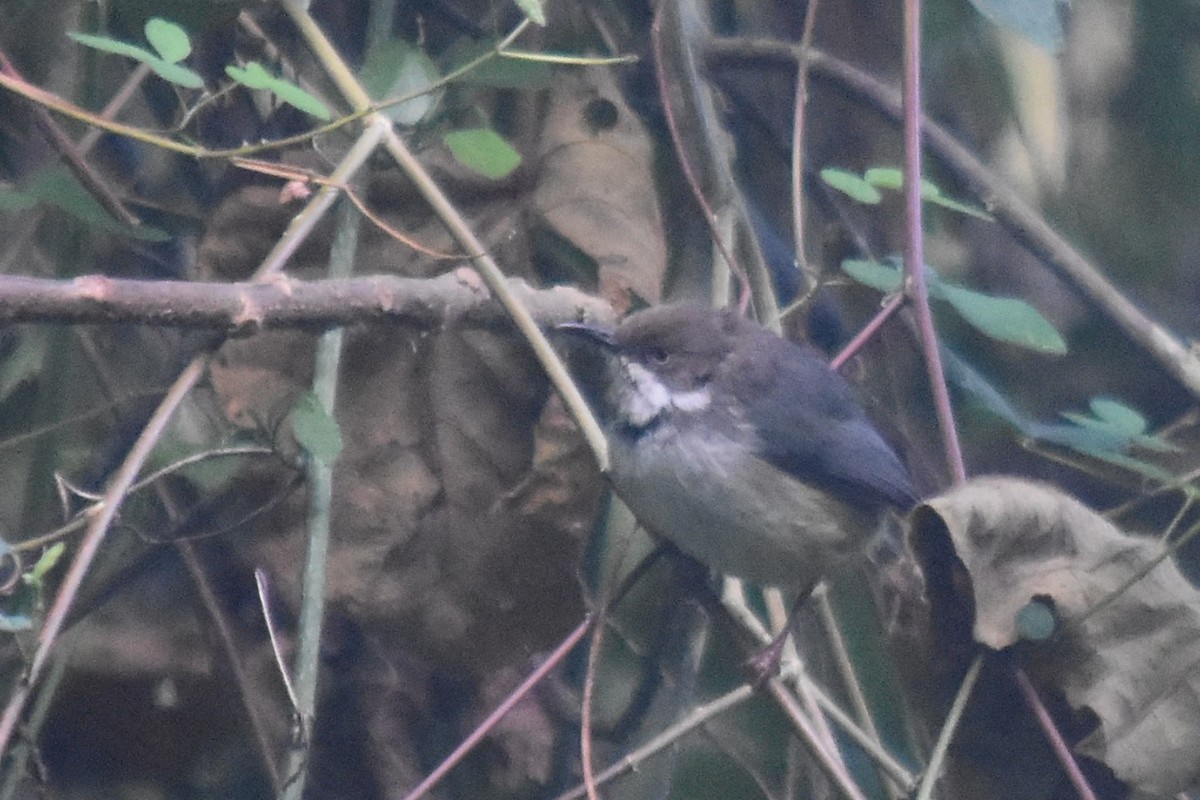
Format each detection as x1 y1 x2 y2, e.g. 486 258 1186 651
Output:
912 476 1200 797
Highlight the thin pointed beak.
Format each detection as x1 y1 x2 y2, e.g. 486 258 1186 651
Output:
553 321 618 350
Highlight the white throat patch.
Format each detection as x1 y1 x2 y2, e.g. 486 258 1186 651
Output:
618 361 711 428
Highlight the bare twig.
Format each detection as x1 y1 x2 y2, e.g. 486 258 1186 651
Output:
1013 667 1098 800
791 0 821 284
902 0 966 485
400 618 592 800
915 652 984 800
0 273 611 331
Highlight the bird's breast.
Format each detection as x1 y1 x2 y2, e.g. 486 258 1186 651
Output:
607 422 879 591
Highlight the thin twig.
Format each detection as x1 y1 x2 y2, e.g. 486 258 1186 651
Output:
255 568 300 713
914 651 983 800
902 0 966 485
1013 667 1098 800
791 0 821 285
230 158 468 260
400 618 592 800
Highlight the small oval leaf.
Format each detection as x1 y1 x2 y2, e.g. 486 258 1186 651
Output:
225 62 273 90
146 58 204 89
227 63 331 120
290 392 343 465
1088 397 1147 436
820 168 882 204
144 17 191 64
932 282 1067 354
841 258 903 292
443 127 522 179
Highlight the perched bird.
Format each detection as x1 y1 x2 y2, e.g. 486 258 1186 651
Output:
559 304 917 666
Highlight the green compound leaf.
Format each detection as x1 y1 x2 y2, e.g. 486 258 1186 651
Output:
931 281 1067 354
226 62 332 120
289 392 344 466
842 258 1065 354
144 17 191 63
443 127 521 179
68 30 204 89
821 167 882 204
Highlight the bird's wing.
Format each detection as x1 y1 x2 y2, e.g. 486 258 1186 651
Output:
730 338 918 510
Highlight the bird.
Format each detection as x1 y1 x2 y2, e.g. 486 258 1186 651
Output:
558 303 918 673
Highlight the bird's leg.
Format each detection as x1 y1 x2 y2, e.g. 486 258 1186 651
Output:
746 584 815 688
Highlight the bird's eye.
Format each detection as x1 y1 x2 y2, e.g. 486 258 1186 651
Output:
645 347 669 364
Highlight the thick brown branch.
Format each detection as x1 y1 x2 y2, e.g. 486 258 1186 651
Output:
0 273 612 331
706 37 1200 403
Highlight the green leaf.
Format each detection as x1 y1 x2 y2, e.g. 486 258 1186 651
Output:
0 328 49 403
840 258 903 292
0 186 38 212
10 166 170 241
443 127 521 179
68 30 204 88
1059 399 1179 454
25 543 64 588
863 167 938 196
226 62 332 120
923 191 994 221
931 282 1067 354
360 38 440 125
444 39 554 88
1088 397 1147 436
513 0 546 25
144 60 206 89
862 167 992 219
144 17 191 63
69 30 160 62
966 0 1067 53
0 611 32 633
289 392 343 465
821 168 882 204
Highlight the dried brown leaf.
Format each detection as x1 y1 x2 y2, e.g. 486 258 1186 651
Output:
913 476 1200 797
532 69 666 312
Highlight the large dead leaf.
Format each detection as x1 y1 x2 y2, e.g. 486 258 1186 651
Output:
913 476 1200 797
531 69 666 312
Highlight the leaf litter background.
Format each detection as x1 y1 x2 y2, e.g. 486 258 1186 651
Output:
0 0 1198 798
